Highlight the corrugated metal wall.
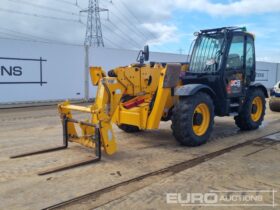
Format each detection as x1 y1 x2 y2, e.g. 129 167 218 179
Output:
0 39 187 106
0 39 279 107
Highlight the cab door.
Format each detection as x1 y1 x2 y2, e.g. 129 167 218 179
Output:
244 35 256 85
224 35 246 98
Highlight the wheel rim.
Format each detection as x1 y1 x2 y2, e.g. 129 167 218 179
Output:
251 96 263 122
192 103 210 136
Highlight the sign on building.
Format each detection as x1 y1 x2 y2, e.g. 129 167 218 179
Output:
255 69 269 82
0 57 47 86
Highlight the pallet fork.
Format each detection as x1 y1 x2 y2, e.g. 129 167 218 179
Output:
10 116 101 176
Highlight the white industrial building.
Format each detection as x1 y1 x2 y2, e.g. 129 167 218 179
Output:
0 39 279 107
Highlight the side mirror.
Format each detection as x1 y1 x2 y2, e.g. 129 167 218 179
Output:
137 45 150 65
143 45 149 61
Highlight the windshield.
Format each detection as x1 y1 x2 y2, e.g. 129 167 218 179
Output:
189 34 225 73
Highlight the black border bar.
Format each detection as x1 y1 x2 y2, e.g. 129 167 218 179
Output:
0 57 47 86
0 57 47 62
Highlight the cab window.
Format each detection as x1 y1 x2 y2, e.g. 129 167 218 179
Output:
226 36 244 70
246 36 255 77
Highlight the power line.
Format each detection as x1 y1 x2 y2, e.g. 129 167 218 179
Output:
55 0 77 6
0 26 83 45
53 0 83 9
115 0 174 52
117 0 158 40
0 1 142 48
107 4 166 51
103 36 124 49
102 1 166 51
0 36 83 46
0 36 38 42
102 2 168 50
1 0 175 51
0 26 61 42
8 0 83 17
79 19 138 49
1 0 142 48
0 31 34 41
99 2 147 48
109 2 153 42
0 28 48 42
0 7 80 23
107 9 147 43
102 21 141 49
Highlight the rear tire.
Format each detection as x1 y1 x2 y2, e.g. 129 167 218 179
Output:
171 92 214 147
269 97 280 112
234 89 266 130
118 124 140 133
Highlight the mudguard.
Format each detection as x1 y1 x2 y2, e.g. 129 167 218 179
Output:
249 82 269 98
175 84 216 98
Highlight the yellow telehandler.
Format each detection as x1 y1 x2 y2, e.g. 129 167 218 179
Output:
12 27 268 175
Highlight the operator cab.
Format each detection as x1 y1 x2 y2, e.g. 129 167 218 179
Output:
182 27 257 116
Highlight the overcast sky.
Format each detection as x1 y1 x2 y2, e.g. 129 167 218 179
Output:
0 0 279 62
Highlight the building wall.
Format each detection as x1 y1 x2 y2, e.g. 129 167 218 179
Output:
277 63 280 82
256 61 278 88
0 39 186 105
0 39 279 106
0 39 85 104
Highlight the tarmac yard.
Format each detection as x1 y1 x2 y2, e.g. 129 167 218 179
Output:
0 103 280 210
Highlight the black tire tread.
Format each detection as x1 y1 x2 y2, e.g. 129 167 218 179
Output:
171 92 214 147
234 89 266 130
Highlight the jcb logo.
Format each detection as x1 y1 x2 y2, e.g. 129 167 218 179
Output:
230 80 241 87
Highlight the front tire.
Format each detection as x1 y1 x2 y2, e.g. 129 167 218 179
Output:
234 89 266 130
171 92 214 147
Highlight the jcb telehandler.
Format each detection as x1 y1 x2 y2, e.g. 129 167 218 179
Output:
12 27 268 175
